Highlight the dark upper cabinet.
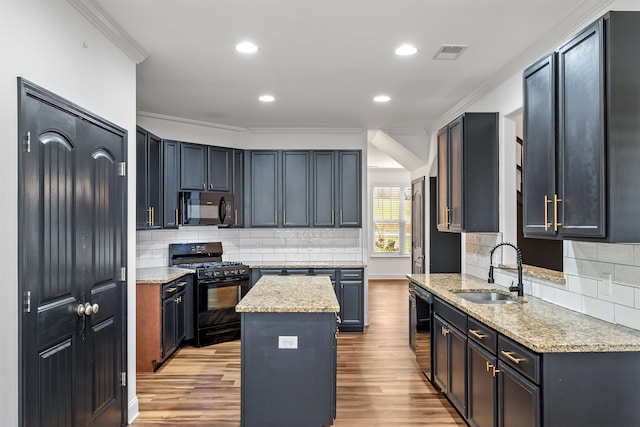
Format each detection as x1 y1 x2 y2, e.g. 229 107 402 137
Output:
282 151 311 227
312 151 336 227
233 149 244 227
249 150 279 227
208 146 232 192
136 126 163 229
180 143 207 191
337 151 362 227
162 140 180 228
523 12 640 242
437 113 499 233
180 142 233 193
248 150 361 228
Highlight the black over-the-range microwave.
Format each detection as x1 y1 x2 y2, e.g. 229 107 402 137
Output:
180 192 234 226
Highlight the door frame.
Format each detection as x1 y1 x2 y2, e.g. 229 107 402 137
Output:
17 78 129 426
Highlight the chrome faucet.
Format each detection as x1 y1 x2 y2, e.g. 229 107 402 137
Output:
487 242 524 296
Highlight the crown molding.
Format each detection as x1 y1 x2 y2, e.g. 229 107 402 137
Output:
436 0 614 128
137 111 249 132
67 0 148 64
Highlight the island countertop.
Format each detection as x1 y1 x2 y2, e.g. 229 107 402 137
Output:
407 273 640 353
236 275 340 313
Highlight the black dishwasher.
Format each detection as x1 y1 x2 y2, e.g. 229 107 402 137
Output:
409 281 433 381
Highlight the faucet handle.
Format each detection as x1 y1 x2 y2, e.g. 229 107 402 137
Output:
487 265 495 283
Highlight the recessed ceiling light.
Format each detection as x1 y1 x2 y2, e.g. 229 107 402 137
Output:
236 41 259 54
259 94 275 103
374 95 391 103
395 44 418 56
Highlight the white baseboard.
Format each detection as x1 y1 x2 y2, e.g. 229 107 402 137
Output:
127 397 139 425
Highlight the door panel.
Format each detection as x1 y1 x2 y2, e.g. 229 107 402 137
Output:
411 178 425 273
19 79 126 427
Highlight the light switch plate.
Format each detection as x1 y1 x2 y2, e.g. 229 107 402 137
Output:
278 335 298 349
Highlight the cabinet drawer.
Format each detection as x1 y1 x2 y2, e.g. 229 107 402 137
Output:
498 335 540 384
162 281 180 299
340 269 363 281
309 269 337 283
467 317 497 354
434 297 467 332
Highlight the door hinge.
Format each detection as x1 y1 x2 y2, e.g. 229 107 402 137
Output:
121 372 127 387
120 267 126 282
24 131 31 153
24 291 31 313
118 162 126 176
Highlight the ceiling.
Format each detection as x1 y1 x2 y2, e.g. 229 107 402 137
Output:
92 0 606 131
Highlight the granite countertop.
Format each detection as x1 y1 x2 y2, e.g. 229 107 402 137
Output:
248 264 366 269
407 273 640 353
136 267 195 284
236 275 340 313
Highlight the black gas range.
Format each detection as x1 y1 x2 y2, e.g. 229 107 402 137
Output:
169 242 250 347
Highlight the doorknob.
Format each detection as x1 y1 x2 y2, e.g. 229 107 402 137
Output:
77 302 100 317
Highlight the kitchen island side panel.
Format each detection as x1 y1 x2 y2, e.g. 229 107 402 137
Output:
241 312 336 427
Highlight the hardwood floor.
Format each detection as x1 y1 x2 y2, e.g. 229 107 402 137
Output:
133 279 466 426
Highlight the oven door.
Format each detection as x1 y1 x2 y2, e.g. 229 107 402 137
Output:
197 277 249 332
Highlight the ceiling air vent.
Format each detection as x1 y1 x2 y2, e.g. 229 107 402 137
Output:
433 45 468 60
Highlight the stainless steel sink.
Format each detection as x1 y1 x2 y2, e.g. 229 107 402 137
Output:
455 291 519 304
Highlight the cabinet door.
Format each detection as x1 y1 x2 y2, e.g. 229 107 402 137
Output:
523 54 558 238
468 341 497 427
436 127 449 231
233 149 244 227
497 362 540 427
162 295 177 359
448 118 464 232
180 143 207 191
176 289 186 345
409 294 417 352
433 315 449 392
313 151 336 227
208 146 232 192
339 281 363 329
163 140 180 228
250 151 279 227
282 151 310 226
558 20 606 238
136 128 149 228
337 151 361 227
448 323 467 417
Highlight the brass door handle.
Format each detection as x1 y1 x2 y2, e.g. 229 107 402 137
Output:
441 326 450 336
166 287 177 294
544 195 552 231
331 209 334 225
175 208 179 226
553 194 562 231
501 350 525 364
469 329 488 339
177 281 187 288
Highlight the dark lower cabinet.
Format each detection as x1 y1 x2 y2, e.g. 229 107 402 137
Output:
161 286 177 358
467 341 497 427
433 314 467 417
497 361 540 427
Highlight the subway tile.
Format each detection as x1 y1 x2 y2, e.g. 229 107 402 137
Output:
635 288 640 309
597 280 635 307
597 243 634 265
635 245 640 266
614 305 640 330
136 230 154 241
566 274 598 298
562 256 579 275
537 284 557 302
262 238 287 247
614 264 640 287
554 288 583 312
576 259 615 281
581 296 615 323
565 241 598 261
136 258 166 269
286 253 310 263
249 229 275 238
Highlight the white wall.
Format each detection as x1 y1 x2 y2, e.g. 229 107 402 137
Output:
0 1 137 425
455 1 640 332
366 168 412 279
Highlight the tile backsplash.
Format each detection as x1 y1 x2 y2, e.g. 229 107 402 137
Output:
465 233 640 332
137 226 364 268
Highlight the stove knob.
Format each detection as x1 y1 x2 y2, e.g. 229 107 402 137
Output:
205 271 213 278
223 270 230 276
214 271 220 277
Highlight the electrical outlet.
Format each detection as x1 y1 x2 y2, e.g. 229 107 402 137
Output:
278 335 298 349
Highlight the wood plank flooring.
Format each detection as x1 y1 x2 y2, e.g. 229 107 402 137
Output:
133 279 466 426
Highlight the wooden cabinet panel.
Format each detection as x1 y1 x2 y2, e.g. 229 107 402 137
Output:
337 151 361 227
162 140 180 228
437 113 498 233
136 126 163 229
282 151 310 226
208 146 232 192
180 143 207 191
468 341 497 427
497 362 540 427
312 151 336 227
249 151 279 227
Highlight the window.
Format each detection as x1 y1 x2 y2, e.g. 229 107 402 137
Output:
372 186 411 255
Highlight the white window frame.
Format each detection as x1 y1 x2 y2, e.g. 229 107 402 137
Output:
371 185 411 257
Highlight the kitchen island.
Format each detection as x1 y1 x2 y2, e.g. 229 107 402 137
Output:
236 275 340 427
408 273 640 427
